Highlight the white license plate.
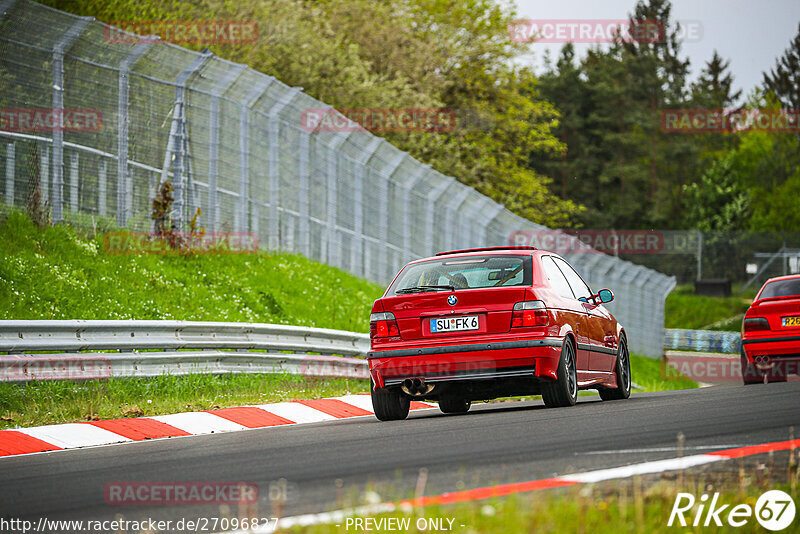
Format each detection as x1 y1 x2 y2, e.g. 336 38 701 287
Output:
430 315 479 333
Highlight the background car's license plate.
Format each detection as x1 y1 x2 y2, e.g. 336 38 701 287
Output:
431 315 479 332
782 316 800 327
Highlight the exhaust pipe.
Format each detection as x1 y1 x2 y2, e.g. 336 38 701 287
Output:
401 377 434 396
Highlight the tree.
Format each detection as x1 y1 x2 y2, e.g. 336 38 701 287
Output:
763 22 800 110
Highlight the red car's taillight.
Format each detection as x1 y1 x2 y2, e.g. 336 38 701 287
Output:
370 312 399 338
512 300 548 328
743 317 770 332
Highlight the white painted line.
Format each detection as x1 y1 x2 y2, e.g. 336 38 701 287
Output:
560 454 723 484
335 394 375 413
150 412 247 435
253 402 337 424
578 445 750 455
18 423 132 449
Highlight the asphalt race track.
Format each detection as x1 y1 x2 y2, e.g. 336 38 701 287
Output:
2 382 799 528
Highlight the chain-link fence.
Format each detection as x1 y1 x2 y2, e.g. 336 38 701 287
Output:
0 0 676 357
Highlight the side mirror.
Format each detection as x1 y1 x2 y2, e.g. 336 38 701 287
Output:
596 289 614 304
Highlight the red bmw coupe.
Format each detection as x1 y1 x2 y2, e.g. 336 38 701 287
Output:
741 274 800 384
367 247 630 421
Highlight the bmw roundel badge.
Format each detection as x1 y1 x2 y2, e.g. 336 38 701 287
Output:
447 295 458 306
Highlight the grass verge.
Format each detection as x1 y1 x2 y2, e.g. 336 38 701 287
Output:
0 211 383 331
665 284 753 331
0 374 370 430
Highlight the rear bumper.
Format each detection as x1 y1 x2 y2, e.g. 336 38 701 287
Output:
367 337 563 388
741 335 800 377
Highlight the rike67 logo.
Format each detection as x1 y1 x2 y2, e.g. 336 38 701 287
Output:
669 490 796 530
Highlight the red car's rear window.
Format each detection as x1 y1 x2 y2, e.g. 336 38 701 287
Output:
387 254 533 295
759 278 800 300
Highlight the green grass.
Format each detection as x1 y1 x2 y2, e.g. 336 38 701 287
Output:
630 354 697 391
665 284 753 331
0 374 370 429
292 481 795 534
0 211 384 331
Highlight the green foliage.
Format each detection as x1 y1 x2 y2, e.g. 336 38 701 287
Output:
42 0 582 227
665 284 752 330
681 154 751 231
763 22 800 109
0 211 383 332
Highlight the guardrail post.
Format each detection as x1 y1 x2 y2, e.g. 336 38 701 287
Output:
238 76 272 234
4 143 14 206
267 87 301 250
51 16 91 223
352 138 382 278
117 40 152 227
207 64 245 233
163 51 211 231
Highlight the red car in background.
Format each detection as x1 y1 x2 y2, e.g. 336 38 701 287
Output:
367 247 630 421
741 274 800 384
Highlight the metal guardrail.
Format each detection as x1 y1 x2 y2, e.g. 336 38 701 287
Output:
664 328 741 354
0 320 369 381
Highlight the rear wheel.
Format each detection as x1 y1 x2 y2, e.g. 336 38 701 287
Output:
438 397 471 414
371 381 410 421
542 338 578 408
599 337 631 401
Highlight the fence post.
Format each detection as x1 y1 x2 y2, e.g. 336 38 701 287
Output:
97 159 106 216
266 87 301 250
403 163 429 263
380 152 406 280
51 16 91 223
69 152 78 212
425 177 452 255
164 51 211 231
476 197 504 247
352 138 382 278
298 129 310 257
207 64 245 233
116 40 152 227
40 144 49 203
444 186 471 250
4 143 14 207
324 130 353 268
238 76 272 234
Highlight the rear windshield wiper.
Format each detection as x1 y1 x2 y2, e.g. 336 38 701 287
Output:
395 285 455 294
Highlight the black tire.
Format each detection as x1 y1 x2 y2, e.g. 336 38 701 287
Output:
741 349 764 385
599 337 631 401
542 338 578 408
438 397 471 414
371 381 410 421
